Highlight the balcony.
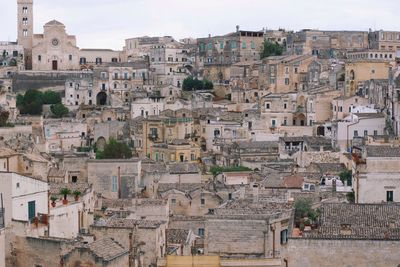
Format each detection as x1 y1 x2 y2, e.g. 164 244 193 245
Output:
148 134 159 141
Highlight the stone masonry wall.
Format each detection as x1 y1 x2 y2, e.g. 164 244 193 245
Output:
286 238 400 267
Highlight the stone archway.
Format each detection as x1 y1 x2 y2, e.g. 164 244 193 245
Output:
96 92 107 105
96 136 106 151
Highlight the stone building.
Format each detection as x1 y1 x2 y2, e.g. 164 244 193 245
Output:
286 30 368 57
368 30 400 51
150 139 200 163
345 60 389 96
352 146 400 203
204 199 293 259
62 237 129 267
91 218 167 267
217 141 279 167
259 54 319 93
87 159 141 199
286 203 400 267
197 28 264 81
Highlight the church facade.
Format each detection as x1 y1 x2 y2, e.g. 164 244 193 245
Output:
31 20 80 71
17 0 122 71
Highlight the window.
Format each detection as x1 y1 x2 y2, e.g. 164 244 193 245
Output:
38 55 41 61
198 228 205 237
22 17 28 25
284 103 287 109
354 130 358 137
201 198 205 205
242 42 247 49
23 29 28 37
231 41 237 49
22 7 28 14
111 176 118 192
251 41 256 49
387 191 394 202
220 42 224 49
191 154 196 161
374 130 378 136
69 55 72 61
285 78 289 85
280 229 288 244
208 43 213 50
95 57 102 64
364 130 368 136
171 199 176 205
266 103 270 109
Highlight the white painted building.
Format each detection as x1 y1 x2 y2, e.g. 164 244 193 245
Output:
0 173 48 228
332 113 386 151
131 96 165 118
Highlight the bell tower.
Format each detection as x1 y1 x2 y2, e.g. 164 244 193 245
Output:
17 0 33 70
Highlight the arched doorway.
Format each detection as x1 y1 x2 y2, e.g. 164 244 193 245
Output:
96 137 106 151
96 92 107 105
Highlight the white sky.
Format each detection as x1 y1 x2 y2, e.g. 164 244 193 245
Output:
2 0 400 50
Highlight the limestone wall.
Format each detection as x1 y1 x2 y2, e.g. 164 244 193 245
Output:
286 238 400 267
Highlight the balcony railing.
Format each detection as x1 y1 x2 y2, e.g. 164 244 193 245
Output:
148 134 158 141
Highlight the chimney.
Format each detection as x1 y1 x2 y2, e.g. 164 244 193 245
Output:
236 25 240 33
253 184 259 203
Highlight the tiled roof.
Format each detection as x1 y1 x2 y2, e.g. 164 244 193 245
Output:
366 146 400 157
168 163 200 174
86 237 128 261
167 229 190 244
303 203 400 240
157 183 203 193
94 218 166 229
235 141 278 149
47 167 66 178
213 199 292 216
283 174 304 188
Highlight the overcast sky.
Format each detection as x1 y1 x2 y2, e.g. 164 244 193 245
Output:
2 0 400 50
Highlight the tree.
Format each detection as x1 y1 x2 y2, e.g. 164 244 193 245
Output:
260 40 284 59
294 198 319 224
210 165 252 177
0 111 9 127
51 103 69 118
182 76 195 91
203 79 214 90
42 91 61 104
339 170 352 186
98 138 132 159
182 76 214 91
17 89 62 115
20 100 43 115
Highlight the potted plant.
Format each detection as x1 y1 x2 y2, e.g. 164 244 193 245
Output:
60 188 71 205
73 190 82 201
50 196 57 207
